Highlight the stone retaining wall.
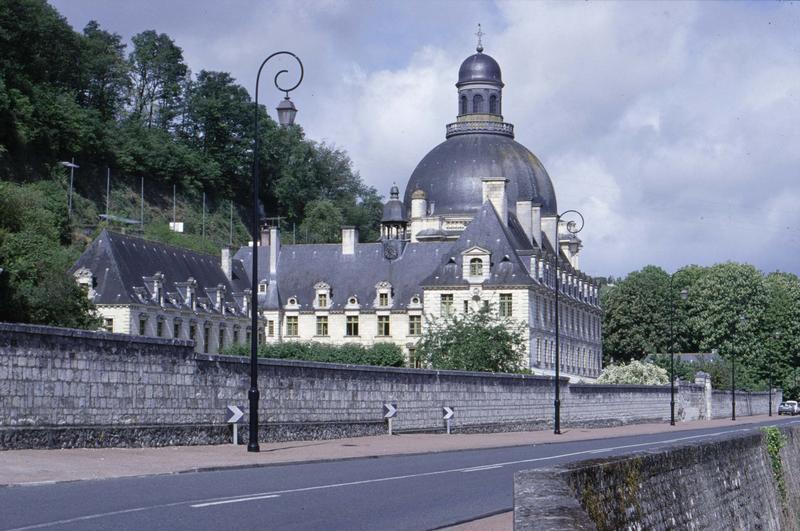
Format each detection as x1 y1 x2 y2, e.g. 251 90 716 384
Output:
0 323 779 449
514 425 800 530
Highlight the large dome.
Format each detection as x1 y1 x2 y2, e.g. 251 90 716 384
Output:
403 133 557 217
457 52 503 86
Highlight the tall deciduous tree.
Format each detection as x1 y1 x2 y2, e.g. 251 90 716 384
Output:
128 30 187 130
79 21 129 122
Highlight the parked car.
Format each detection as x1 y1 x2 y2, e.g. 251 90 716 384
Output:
778 401 799 416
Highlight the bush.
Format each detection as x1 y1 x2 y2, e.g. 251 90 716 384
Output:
220 341 405 367
596 360 669 385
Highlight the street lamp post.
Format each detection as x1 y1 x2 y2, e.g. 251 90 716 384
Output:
733 314 747 421
248 52 303 453
60 159 79 218
553 209 584 435
770 332 780 417
668 280 689 426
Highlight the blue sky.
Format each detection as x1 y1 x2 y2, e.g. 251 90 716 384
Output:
50 1 800 278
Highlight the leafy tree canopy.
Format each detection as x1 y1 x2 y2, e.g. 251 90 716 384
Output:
416 305 527 373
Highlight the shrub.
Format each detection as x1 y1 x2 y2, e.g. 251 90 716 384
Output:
220 341 405 367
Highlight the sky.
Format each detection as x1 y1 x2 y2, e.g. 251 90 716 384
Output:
50 0 800 278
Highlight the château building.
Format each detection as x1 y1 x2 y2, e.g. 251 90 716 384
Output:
71 43 603 380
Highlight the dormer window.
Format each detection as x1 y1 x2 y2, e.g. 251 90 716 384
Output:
348 297 357 305
288 297 297 305
314 281 331 309
374 281 393 308
469 258 483 276
258 282 267 294
72 267 95 298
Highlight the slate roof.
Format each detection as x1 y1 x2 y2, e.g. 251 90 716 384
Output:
421 202 537 288
71 230 249 316
234 240 452 311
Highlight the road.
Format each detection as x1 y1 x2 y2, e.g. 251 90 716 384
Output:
2 417 798 531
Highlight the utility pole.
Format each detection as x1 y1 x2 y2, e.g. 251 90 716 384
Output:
230 200 234 246
202 192 206 240
140 177 144 231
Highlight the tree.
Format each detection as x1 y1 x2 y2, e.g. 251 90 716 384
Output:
79 21 129 122
416 305 527 373
601 265 672 362
298 199 344 243
688 262 768 388
128 30 187 129
596 360 668 385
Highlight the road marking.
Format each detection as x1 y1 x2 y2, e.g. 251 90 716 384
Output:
461 465 502 473
191 494 279 508
5 420 794 530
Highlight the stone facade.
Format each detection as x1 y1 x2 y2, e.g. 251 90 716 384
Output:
0 323 778 449
514 426 800 530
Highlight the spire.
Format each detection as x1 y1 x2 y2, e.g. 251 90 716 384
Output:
390 182 399 199
475 24 484 53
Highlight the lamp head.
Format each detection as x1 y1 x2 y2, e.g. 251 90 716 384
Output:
276 96 297 126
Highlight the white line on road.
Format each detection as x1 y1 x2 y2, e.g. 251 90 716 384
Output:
6 420 797 530
190 494 279 508
461 465 503 473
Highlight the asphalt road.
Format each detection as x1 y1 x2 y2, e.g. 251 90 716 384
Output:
2 417 798 531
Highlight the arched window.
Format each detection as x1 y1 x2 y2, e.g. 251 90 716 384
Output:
489 95 497 114
470 257 483 276
460 96 467 115
472 94 483 113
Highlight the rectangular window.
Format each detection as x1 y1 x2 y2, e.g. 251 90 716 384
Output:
318 293 328 307
246 329 251 344
286 316 298 336
346 315 359 336
499 293 513 317
316 316 329 336
258 283 266 293
156 319 164 337
233 328 239 344
463 300 469 313
377 315 390 336
379 292 389 306
218 329 225 350
408 315 422 336
440 294 453 316
173 321 181 339
268 320 275 337
103 318 114 332
190 323 197 342
409 348 422 368
203 325 210 353
139 317 147 336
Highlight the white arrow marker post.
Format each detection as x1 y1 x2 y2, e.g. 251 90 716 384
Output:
227 405 244 445
443 406 455 434
383 403 398 435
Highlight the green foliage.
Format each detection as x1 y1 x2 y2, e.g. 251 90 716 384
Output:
649 354 696 381
597 360 668 385
0 181 100 328
416 305 527 373
221 341 405 367
761 426 787 502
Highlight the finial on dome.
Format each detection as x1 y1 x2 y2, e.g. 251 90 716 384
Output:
389 182 399 199
475 24 484 53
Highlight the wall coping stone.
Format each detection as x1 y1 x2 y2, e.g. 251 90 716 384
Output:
0 322 195 348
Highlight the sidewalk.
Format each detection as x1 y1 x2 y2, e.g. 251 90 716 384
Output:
0 415 778 488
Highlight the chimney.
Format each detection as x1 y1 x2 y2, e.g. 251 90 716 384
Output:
481 178 508 223
541 216 557 254
531 203 542 246
221 247 232 280
216 284 225 314
410 189 427 219
516 200 532 244
260 227 270 246
341 226 358 255
269 226 280 279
